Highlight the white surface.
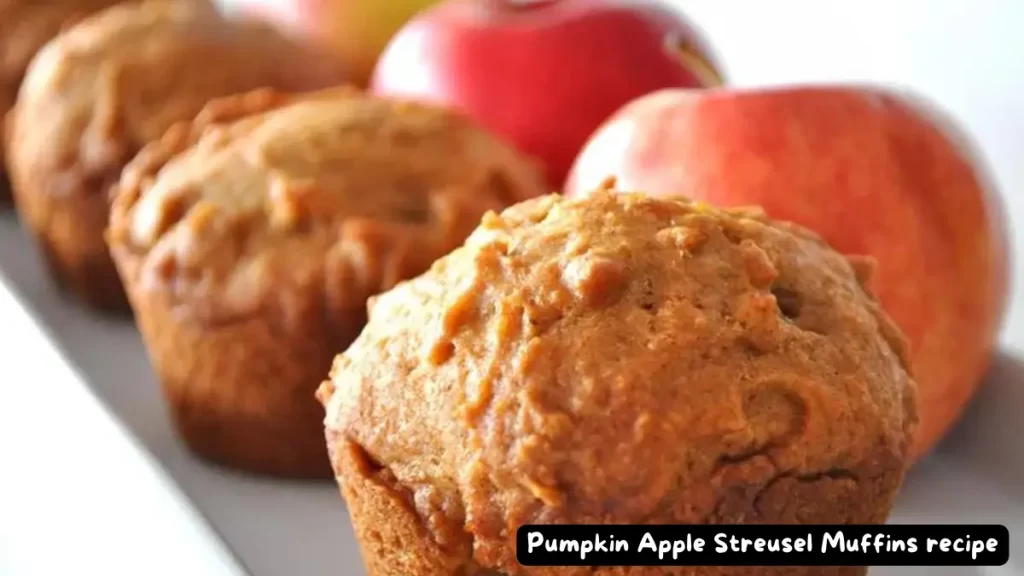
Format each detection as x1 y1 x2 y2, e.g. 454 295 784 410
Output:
0 278 247 576
2 1 1024 575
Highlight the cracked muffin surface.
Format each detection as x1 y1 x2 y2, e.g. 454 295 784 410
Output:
108 87 548 478
320 187 918 575
6 0 343 311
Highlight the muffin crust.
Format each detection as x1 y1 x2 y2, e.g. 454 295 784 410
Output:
108 88 547 477
6 0 343 311
0 0 129 206
320 188 917 575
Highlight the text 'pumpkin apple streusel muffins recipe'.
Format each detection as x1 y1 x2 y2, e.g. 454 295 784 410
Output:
107 88 548 478
5 0 344 312
319 187 918 575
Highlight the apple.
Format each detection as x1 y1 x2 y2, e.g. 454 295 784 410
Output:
567 86 1011 461
222 0 443 86
370 0 724 189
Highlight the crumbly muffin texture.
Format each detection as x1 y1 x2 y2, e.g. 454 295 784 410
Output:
320 189 918 575
5 0 343 310
10 0 329 175
109 88 546 324
107 87 547 478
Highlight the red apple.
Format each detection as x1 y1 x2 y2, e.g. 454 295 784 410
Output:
567 86 1011 461
370 0 724 189
221 0 443 86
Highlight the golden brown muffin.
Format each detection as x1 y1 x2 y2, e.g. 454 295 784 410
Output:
5 0 344 312
0 0 131 206
106 87 548 478
319 187 918 575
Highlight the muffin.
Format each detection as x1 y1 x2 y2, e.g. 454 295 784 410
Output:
106 87 548 478
5 0 344 312
319 188 918 575
0 0 131 206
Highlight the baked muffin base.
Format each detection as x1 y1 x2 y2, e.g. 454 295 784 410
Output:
333 433 886 576
126 283 363 479
0 173 11 207
21 190 130 313
37 230 129 313
170 395 332 479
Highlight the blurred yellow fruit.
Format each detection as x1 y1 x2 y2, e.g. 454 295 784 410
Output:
229 0 442 86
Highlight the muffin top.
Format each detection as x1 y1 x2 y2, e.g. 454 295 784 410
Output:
107 88 548 324
0 0 128 166
320 188 917 563
0 0 127 104
6 0 342 196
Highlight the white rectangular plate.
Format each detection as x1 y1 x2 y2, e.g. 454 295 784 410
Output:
1 209 1021 576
